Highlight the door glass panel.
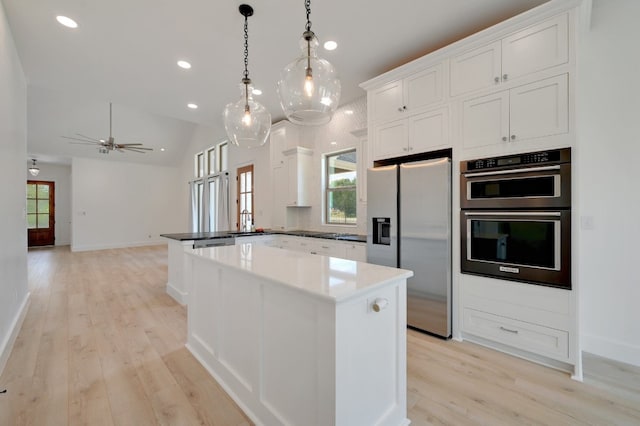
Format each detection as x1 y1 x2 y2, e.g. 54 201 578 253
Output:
27 214 37 229
27 199 37 213
27 184 36 198
246 172 252 191
37 213 49 229
246 193 252 213
469 219 555 268
37 184 49 199
37 199 49 213
240 173 246 193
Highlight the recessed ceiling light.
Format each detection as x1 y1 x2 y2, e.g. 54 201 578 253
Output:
330 141 337 145
252 89 262 95
177 60 191 69
324 41 337 51
187 103 198 109
160 148 166 152
56 16 78 29
344 110 354 115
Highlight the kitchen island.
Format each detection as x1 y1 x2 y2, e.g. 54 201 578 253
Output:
186 243 412 426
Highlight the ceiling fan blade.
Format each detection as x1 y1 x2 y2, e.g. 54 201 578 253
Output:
69 141 101 146
62 135 100 144
75 133 103 142
122 147 150 153
118 143 144 146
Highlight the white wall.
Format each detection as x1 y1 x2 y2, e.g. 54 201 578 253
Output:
0 0 29 374
28 162 72 245
71 157 183 251
577 0 640 366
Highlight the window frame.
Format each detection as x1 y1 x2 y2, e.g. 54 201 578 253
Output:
325 148 357 226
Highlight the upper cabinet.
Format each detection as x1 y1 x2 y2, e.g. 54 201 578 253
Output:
369 63 444 123
450 13 569 97
270 120 300 168
284 147 313 207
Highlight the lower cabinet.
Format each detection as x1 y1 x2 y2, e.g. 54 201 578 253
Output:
269 235 366 262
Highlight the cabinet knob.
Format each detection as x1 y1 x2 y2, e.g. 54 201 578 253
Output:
408 147 414 151
502 136 508 142
403 147 408 151
397 107 403 112
494 76 500 83
403 105 407 110
511 135 516 140
503 74 508 81
372 298 389 312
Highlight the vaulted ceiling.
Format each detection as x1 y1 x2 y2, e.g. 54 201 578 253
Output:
3 0 549 166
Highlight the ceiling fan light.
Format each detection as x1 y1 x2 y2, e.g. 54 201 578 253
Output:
28 159 40 176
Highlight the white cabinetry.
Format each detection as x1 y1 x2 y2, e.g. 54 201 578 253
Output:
462 74 568 150
372 106 449 161
270 120 299 168
450 13 569 97
369 63 444 123
284 147 313 207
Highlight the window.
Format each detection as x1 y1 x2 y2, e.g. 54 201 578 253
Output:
220 142 228 171
195 152 204 178
326 149 357 225
207 147 217 175
237 165 254 231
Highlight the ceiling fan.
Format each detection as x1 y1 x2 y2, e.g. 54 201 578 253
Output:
62 103 153 154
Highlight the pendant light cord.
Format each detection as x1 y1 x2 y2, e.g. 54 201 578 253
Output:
242 10 251 111
305 0 312 31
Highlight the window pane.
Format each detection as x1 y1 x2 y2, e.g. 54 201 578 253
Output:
37 184 49 199
246 193 252 213
197 153 204 178
220 143 228 171
37 199 49 214
27 199 37 214
328 151 357 188
37 213 49 229
240 173 246 193
208 149 216 174
328 189 357 224
27 214 37 229
209 180 217 231
27 184 36 198
246 172 252 192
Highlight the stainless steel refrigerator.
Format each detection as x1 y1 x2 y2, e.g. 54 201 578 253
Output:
367 158 451 338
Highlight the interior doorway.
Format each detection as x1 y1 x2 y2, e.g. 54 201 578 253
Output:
27 180 55 247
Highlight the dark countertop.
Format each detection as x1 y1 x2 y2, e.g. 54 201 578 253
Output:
161 230 366 243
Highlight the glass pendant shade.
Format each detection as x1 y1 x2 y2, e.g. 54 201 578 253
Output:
277 34 341 126
223 84 271 148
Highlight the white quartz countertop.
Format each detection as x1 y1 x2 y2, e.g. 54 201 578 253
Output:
188 243 413 302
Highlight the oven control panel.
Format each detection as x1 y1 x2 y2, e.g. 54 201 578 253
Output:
463 148 570 172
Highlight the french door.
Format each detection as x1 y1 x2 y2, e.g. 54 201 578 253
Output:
27 181 55 247
236 165 254 231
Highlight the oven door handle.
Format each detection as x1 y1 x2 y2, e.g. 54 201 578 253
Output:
464 211 562 217
462 165 561 178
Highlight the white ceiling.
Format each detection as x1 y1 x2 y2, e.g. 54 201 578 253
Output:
3 0 549 166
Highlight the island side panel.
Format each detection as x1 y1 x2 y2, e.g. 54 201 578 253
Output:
165 238 193 304
335 280 409 426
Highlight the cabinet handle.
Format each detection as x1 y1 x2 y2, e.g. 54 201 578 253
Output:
321 245 330 249
494 76 500 83
397 107 403 112
403 105 407 110
499 326 519 334
372 298 389 312
403 147 408 151
408 146 414 151
502 136 508 142
503 74 508 81
511 135 516 140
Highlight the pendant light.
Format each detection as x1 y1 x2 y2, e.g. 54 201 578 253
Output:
277 0 341 126
223 4 271 148
28 159 40 177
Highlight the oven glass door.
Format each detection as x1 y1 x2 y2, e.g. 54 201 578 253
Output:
461 210 571 288
467 213 560 270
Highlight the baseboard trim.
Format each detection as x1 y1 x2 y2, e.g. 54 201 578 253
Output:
0 292 31 376
71 240 167 252
166 282 187 305
581 333 640 368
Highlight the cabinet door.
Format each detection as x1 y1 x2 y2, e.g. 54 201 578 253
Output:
344 243 366 262
404 63 443 111
509 74 568 142
462 90 509 150
369 80 404 123
270 126 287 168
372 119 408 160
502 14 569 82
450 41 501 97
408 107 449 154
271 165 287 230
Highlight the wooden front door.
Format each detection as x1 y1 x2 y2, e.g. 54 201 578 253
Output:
236 165 254 231
27 181 55 247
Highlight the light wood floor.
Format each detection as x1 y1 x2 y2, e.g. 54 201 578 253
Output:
1 245 638 425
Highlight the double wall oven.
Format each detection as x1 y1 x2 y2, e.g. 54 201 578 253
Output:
460 148 571 289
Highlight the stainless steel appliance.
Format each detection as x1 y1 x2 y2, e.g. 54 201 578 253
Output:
367 158 452 338
460 148 571 289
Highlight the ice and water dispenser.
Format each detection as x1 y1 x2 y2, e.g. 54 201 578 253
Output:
372 217 391 245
